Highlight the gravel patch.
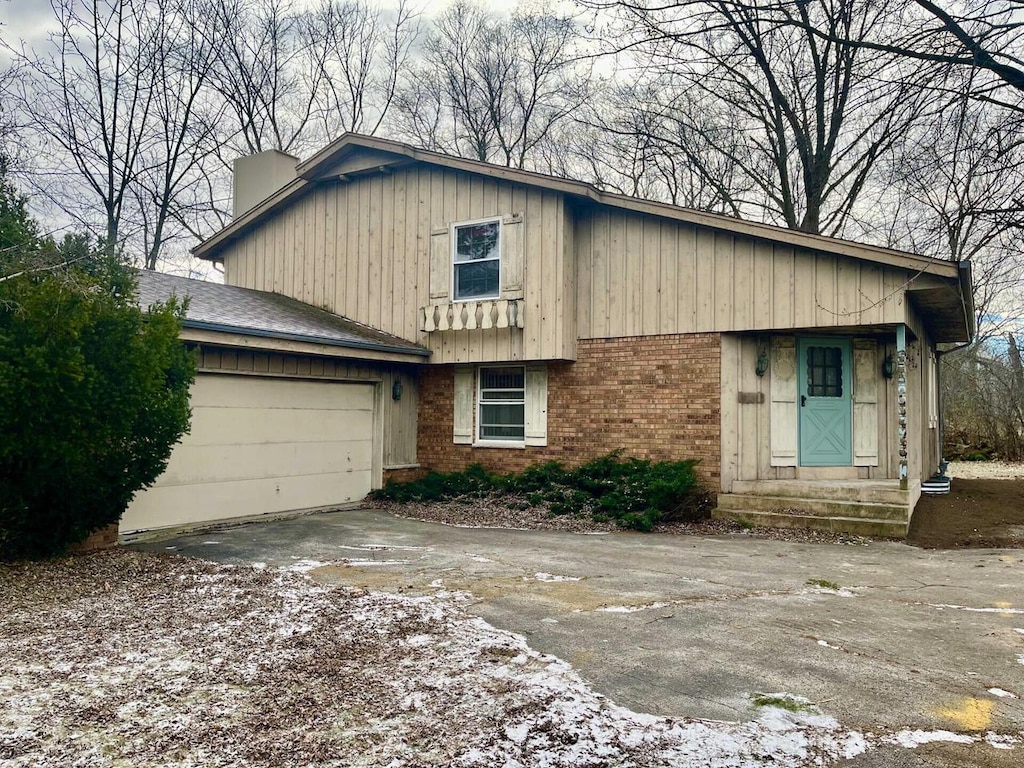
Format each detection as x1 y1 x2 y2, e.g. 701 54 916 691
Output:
947 461 1024 480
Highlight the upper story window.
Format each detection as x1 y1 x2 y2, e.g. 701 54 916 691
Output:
453 219 501 301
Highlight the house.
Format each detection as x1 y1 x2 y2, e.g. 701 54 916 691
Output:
122 133 973 538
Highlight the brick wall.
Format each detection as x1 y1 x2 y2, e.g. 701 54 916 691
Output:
382 466 426 485
70 523 120 552
417 333 721 489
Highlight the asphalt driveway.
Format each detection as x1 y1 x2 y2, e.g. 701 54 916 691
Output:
130 508 1024 764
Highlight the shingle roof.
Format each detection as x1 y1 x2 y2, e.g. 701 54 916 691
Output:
135 270 429 357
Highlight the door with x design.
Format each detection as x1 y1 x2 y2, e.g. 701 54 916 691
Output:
798 337 853 466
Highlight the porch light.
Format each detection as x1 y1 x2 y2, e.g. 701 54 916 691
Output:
755 341 769 377
392 379 403 401
882 354 895 379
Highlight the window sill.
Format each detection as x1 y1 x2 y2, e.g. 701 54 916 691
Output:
472 440 526 450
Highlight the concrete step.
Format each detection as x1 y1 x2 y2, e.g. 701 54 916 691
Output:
730 479 908 505
716 493 909 522
712 508 909 538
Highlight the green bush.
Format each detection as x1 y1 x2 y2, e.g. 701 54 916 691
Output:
373 451 707 531
0 169 195 559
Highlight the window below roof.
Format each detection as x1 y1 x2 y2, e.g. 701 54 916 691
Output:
452 219 501 301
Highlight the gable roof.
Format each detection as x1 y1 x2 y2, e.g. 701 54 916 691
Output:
136 270 429 359
193 133 961 282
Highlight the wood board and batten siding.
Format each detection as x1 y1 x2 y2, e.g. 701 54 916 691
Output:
719 333 937 490
220 165 575 363
574 207 929 338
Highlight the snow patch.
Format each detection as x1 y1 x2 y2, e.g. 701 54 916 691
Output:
343 558 412 566
888 729 975 748
988 688 1018 699
929 603 1024 614
532 572 581 583
809 586 858 598
817 639 842 650
596 602 670 613
280 559 327 573
986 732 1022 750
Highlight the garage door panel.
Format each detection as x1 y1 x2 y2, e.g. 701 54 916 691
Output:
121 374 379 533
185 406 374 446
156 439 374 486
191 375 375 410
125 471 372 531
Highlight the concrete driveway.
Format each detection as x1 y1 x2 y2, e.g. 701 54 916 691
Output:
131 508 1024 765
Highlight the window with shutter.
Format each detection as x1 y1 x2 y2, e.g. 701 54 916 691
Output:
453 219 501 301
450 363 547 447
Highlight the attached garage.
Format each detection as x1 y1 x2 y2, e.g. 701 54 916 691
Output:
125 271 428 535
121 375 379 532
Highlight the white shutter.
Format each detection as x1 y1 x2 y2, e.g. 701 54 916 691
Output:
853 339 879 466
770 336 798 467
453 367 473 444
430 227 450 301
524 363 547 446
500 213 524 298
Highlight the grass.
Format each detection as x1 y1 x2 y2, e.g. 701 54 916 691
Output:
751 694 816 713
806 578 841 590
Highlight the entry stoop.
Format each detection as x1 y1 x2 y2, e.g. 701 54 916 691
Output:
712 480 914 538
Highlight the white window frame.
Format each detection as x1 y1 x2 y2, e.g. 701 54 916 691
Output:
475 365 526 447
451 217 502 303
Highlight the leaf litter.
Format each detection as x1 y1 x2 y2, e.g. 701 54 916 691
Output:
0 550 1017 767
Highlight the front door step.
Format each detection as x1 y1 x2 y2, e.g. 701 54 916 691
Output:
712 507 908 538
713 485 911 538
794 466 860 480
715 493 907 521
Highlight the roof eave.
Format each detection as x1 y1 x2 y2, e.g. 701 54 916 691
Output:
180 319 430 360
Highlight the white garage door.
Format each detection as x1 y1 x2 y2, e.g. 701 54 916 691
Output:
121 374 377 533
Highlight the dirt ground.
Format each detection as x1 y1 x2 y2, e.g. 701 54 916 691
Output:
908 462 1024 549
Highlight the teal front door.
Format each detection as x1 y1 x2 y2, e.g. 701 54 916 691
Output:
798 337 853 466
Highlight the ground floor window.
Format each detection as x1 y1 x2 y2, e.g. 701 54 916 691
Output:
478 366 525 441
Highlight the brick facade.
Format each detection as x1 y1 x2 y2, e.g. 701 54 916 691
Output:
416 333 721 489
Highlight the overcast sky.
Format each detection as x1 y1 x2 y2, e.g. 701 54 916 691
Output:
1 0 59 43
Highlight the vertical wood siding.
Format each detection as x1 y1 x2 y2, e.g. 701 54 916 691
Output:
720 332 906 488
195 346 418 468
575 208 913 338
221 166 572 362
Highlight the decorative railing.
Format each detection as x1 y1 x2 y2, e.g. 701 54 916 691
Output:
419 299 525 332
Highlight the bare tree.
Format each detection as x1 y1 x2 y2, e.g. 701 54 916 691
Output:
884 77 1024 341
211 0 419 160
8 0 227 269
302 0 419 137
571 80 754 214
133 0 225 269
594 0 930 236
211 0 313 156
12 0 158 254
393 0 591 169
